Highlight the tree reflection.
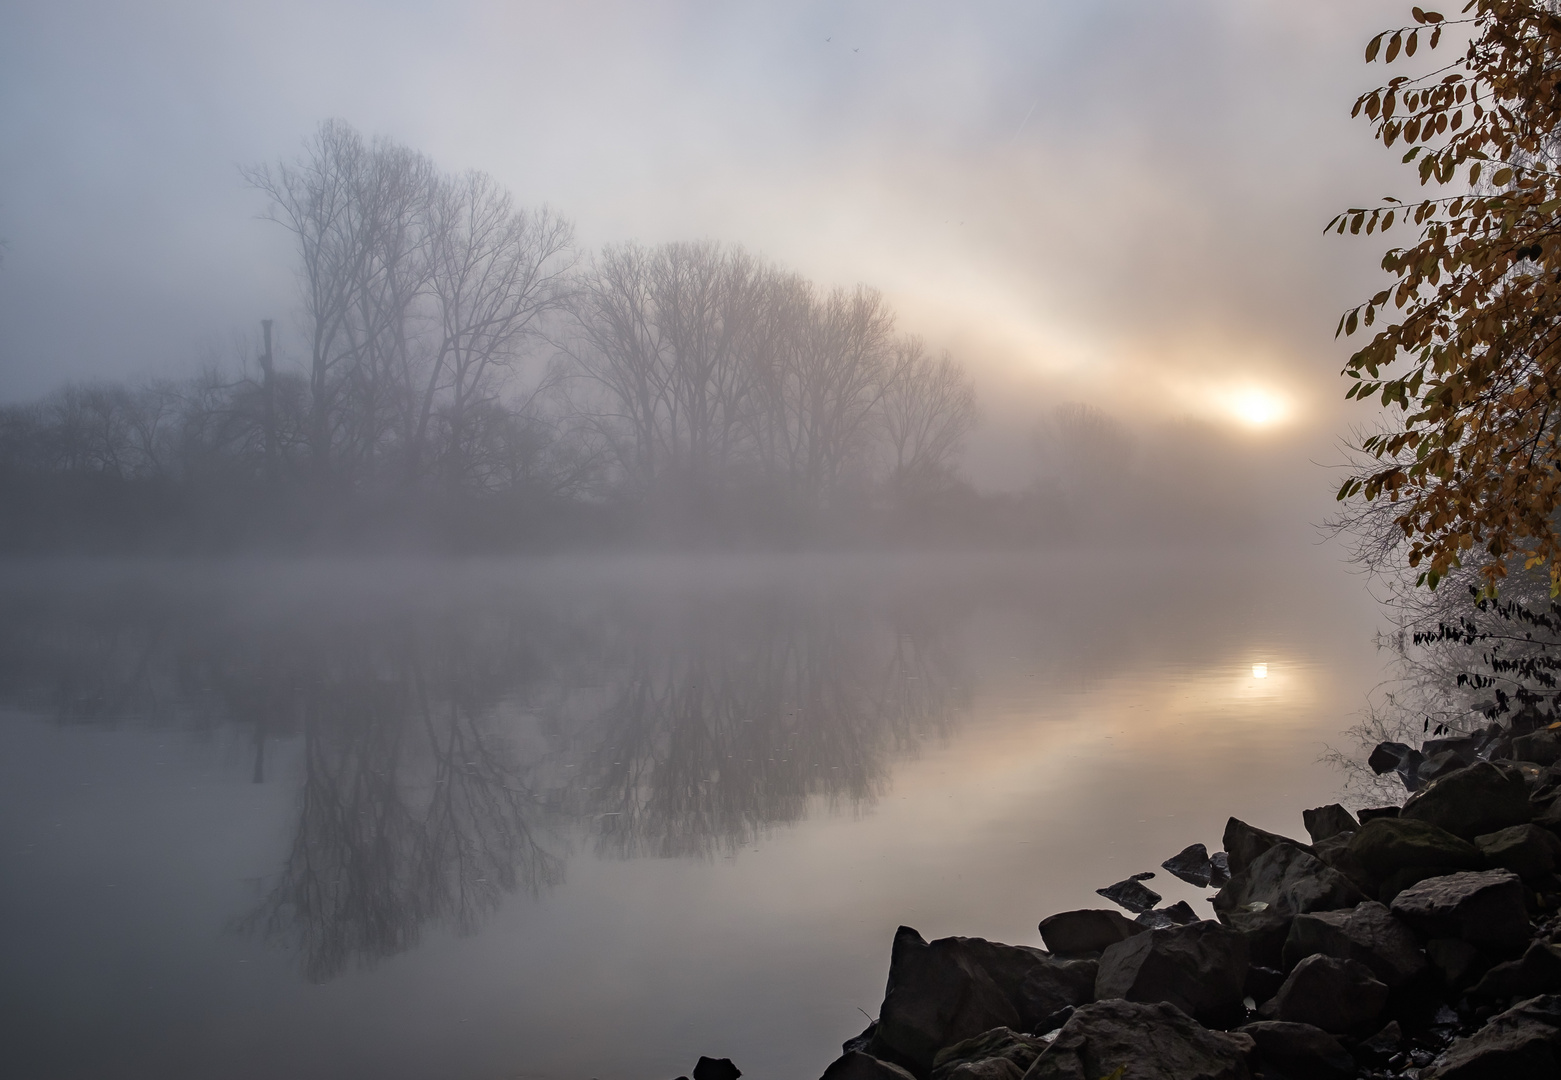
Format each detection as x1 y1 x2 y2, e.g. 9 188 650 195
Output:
0 571 970 980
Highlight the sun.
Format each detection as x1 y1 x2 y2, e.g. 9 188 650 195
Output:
1229 389 1287 428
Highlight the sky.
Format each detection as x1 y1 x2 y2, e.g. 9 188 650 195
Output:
0 0 1416 489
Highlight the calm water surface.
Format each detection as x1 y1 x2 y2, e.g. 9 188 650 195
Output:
0 549 1388 1079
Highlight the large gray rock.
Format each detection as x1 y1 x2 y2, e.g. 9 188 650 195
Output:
1218 909 1292 969
1096 877 1161 914
1302 804 1359 844
1265 954 1389 1034
1423 993 1561 1079
1390 870 1532 954
868 928 1023 1073
1469 940 1561 1002
1038 910 1144 956
1426 937 1492 994
1022 999 1254 1080
1512 729 1561 766
1011 957 1098 1033
1094 920 1248 1026
1475 823 1561 880
1282 901 1428 987
1210 843 1363 917
1236 1021 1354 1080
1401 761 1534 839
820 1052 919 1080
693 1059 741 1080
1344 816 1484 887
930 1028 1049 1080
1223 817 1312 877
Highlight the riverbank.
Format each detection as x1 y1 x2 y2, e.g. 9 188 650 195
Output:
788 728 1561 1079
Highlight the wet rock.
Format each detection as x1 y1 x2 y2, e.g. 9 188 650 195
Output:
1401 761 1534 839
1209 851 1231 887
1309 831 1354 870
1264 954 1389 1034
1344 816 1484 887
1223 817 1313 877
1357 806 1402 823
1134 901 1199 930
1219 909 1293 969
819 1051 918 1080
1162 843 1215 888
1475 823 1561 880
1355 1019 1403 1066
1422 993 1561 1079
929 1028 1048 1080
1024 999 1255 1080
1038 910 1144 956
1513 729 1561 766
1281 901 1428 987
1426 938 1492 994
1390 870 1532 954
867 927 1023 1073
1302 804 1360 844
1237 1020 1354 1080
693 1058 741 1080
1095 920 1249 1026
844 1022 877 1054
1129 871 1155 881
1211 843 1364 917
1096 877 1162 914
1421 749 1474 786
1468 940 1561 1002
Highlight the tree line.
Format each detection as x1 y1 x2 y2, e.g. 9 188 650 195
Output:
0 121 980 550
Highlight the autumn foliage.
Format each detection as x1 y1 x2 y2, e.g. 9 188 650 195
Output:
1338 2 1561 592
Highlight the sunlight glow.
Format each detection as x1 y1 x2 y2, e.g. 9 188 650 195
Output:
1252 663 1268 679
1230 390 1286 428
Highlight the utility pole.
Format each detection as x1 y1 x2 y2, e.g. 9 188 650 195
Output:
259 319 276 484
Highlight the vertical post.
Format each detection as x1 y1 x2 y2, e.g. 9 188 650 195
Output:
259 319 276 483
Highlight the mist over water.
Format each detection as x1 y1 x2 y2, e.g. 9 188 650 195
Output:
0 549 1386 1078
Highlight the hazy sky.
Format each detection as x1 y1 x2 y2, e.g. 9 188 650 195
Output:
0 0 1413 484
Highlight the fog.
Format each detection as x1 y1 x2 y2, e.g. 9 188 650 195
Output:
0 0 1415 551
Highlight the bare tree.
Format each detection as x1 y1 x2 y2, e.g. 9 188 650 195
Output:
878 337 978 496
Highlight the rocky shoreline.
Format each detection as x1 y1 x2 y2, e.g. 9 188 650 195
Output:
705 723 1561 1079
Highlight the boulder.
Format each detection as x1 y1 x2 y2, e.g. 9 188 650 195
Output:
1369 740 1414 775
1219 909 1292 969
693 1059 741 1080
1355 1019 1404 1066
1357 806 1401 823
1264 954 1389 1034
1094 920 1249 1026
1401 761 1534 839
1096 877 1161 914
1420 748 1473 786
1423 993 1561 1079
1309 832 1353 869
1011 958 1098 1034
1475 823 1561 880
1223 817 1312 877
819 1052 918 1080
1468 940 1561 1002
867 928 1023 1073
1513 729 1561 766
1161 843 1215 888
1210 843 1363 917
1038 910 1144 956
1281 901 1428 987
1390 870 1532 954
1134 902 1199 930
1237 1020 1354 1080
929 1028 1048 1080
1208 852 1231 887
1024 999 1254 1080
1302 804 1359 844
1344 816 1483 886
1426 938 1492 994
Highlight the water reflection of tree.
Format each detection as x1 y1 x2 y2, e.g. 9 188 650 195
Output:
0 574 971 979
553 594 969 858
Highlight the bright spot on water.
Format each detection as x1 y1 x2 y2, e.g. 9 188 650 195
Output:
1252 663 1268 679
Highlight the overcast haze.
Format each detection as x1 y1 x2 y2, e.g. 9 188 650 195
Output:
1 0 1410 493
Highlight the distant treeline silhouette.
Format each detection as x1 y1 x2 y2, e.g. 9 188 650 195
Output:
0 121 1035 553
